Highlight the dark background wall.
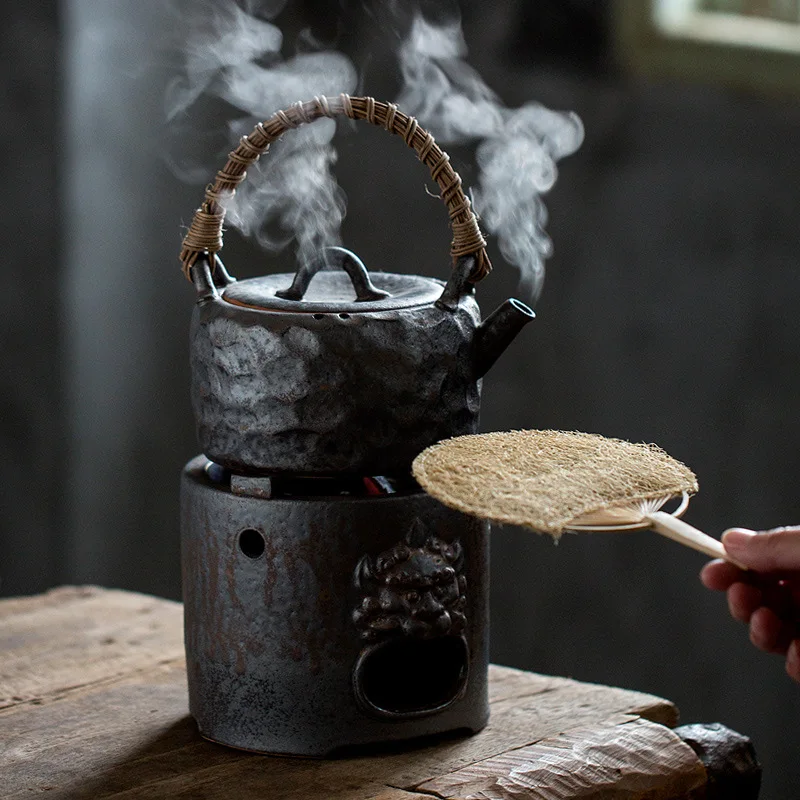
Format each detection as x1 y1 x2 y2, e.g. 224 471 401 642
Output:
2 1 799 797
2 4 65 598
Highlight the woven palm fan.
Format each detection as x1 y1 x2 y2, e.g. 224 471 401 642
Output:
412 430 745 569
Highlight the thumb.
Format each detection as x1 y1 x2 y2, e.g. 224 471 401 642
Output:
722 527 800 573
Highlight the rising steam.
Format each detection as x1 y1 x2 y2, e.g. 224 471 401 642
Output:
396 13 584 301
165 1 357 266
166 2 582 297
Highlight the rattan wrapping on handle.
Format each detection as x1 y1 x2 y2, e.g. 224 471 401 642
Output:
180 94 491 282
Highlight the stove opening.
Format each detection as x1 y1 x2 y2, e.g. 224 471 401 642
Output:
238 528 265 559
355 636 468 718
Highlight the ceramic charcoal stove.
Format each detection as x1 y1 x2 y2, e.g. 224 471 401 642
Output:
179 95 534 756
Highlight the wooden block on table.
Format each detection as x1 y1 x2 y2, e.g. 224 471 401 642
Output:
419 717 706 799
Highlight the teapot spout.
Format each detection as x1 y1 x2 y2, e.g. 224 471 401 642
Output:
472 299 535 379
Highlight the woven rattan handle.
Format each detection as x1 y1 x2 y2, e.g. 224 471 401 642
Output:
180 94 491 283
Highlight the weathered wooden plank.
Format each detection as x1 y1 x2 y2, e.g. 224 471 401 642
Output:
0 586 183 709
418 717 707 800
1 663 682 799
0 588 691 799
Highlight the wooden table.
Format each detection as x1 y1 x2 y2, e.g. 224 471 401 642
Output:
1 587 711 799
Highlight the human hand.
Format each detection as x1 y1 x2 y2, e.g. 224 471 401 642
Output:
700 527 800 683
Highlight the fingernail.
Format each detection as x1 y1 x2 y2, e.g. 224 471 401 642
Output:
786 640 800 678
789 640 798 659
721 529 756 550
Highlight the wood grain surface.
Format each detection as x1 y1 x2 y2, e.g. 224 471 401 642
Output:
0 587 706 799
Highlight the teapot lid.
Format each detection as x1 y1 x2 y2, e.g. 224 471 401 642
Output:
222 271 444 314
221 248 445 314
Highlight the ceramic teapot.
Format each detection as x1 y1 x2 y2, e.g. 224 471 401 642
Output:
180 95 534 475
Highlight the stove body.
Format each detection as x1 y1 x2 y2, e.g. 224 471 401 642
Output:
181 457 489 755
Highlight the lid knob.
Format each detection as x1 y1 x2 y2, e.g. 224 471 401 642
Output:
276 247 390 303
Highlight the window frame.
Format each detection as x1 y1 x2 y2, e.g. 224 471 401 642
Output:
614 0 800 95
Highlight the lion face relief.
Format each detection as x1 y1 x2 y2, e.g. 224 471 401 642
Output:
352 520 467 642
